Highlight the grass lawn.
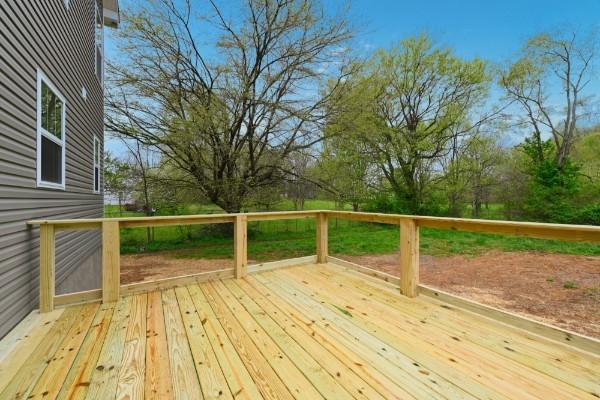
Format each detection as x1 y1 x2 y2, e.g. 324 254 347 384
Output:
108 201 600 262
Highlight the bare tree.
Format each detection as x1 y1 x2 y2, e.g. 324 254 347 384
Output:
105 0 353 213
284 151 315 210
121 138 159 241
501 29 598 167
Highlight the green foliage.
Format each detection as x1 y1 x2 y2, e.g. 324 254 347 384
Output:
519 139 581 222
574 203 600 225
322 34 492 214
111 201 600 261
572 129 600 205
103 152 132 212
362 193 407 214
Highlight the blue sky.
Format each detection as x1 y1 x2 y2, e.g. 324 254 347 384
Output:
346 0 600 61
105 0 600 154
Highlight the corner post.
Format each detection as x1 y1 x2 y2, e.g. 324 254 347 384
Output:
234 214 248 278
399 218 419 298
39 224 55 313
102 220 120 303
316 212 328 263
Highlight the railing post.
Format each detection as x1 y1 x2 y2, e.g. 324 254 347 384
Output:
316 212 328 263
39 224 55 313
102 220 120 303
399 218 419 298
234 214 248 278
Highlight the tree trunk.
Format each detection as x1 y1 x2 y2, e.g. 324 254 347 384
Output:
118 194 123 217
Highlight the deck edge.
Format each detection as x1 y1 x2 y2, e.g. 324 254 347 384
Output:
121 268 235 296
419 284 600 356
55 289 103 307
247 255 318 274
0 310 40 362
327 256 401 285
327 256 600 356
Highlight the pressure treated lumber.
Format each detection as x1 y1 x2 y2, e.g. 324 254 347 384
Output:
1 263 598 399
316 212 328 263
399 218 419 297
102 220 121 303
39 224 55 313
234 214 248 278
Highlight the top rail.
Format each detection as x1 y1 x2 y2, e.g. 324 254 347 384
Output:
28 209 600 242
325 211 600 243
27 210 319 230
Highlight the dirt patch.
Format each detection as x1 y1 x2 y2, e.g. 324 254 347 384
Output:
120 248 600 338
121 251 246 284
339 251 600 338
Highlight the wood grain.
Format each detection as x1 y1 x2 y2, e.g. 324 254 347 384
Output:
102 220 121 303
316 212 328 263
39 224 55 313
145 291 173 400
399 218 419 298
234 214 248 279
116 294 148 400
162 289 203 399
4 262 599 399
58 304 115 400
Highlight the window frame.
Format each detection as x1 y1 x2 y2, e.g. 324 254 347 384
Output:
93 135 101 193
36 69 66 190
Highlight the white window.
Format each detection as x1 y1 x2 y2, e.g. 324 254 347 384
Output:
93 136 101 193
37 70 66 190
95 1 104 84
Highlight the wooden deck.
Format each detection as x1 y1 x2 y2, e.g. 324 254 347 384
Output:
1 263 599 399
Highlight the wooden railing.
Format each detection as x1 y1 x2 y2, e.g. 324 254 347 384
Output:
28 210 600 313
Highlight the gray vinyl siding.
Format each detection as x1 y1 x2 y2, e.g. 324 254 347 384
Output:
0 0 104 338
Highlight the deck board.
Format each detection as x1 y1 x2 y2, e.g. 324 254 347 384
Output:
116 293 148 400
57 303 115 400
174 286 232 400
144 290 173 400
282 266 590 399
0 305 81 399
313 264 600 387
1 262 598 399
162 289 203 399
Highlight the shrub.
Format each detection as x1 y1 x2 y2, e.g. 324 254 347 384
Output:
574 203 600 226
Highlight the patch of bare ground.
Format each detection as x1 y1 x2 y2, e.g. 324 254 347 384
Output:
121 248 600 338
120 251 246 285
339 251 600 338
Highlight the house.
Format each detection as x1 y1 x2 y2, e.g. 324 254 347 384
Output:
0 0 119 338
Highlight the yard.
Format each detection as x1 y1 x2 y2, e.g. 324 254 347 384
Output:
108 201 600 338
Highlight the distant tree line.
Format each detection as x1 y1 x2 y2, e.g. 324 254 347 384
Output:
104 0 600 225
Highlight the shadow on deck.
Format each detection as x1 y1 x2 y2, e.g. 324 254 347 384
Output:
0 262 599 399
